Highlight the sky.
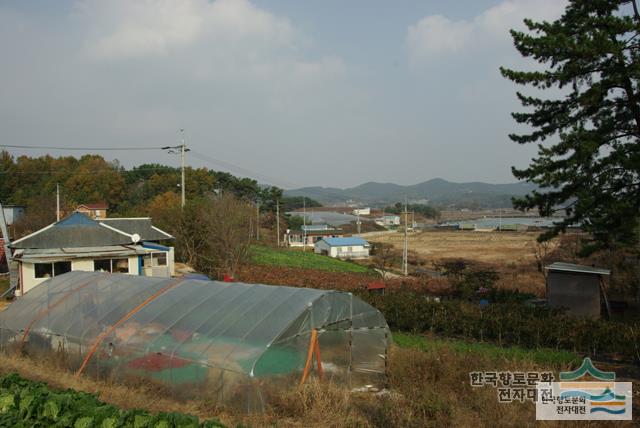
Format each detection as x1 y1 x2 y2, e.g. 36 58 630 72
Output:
0 0 568 189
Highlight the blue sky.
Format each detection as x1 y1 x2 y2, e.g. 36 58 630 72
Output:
0 0 567 188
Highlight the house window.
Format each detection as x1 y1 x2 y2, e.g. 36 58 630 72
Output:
54 261 72 276
94 259 111 272
153 253 167 267
113 258 129 273
348 247 353 252
142 252 167 268
94 258 129 273
34 263 53 278
34 261 71 279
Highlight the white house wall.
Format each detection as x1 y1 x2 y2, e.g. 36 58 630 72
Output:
20 263 45 294
18 252 173 294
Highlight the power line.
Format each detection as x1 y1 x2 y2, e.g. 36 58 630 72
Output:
0 144 164 151
0 166 177 175
190 149 300 189
2 143 302 189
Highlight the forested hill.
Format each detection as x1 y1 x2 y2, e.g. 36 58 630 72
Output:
285 178 536 209
0 151 283 224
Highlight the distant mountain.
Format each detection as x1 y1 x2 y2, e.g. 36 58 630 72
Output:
284 178 536 209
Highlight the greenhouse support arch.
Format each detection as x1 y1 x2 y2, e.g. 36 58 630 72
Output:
0 272 390 412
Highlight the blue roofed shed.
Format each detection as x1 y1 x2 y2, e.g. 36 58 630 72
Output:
314 237 370 259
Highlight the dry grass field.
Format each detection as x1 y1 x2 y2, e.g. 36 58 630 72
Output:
364 230 542 264
363 230 556 295
4 342 629 427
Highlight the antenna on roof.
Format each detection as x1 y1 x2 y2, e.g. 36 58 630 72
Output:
131 234 141 244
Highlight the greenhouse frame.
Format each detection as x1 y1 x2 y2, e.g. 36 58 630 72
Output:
0 272 390 412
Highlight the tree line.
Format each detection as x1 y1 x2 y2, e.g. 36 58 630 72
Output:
0 152 318 278
0 152 285 215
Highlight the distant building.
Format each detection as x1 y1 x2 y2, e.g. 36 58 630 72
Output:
2 205 25 226
314 237 371 259
545 262 611 319
352 208 371 216
285 224 343 248
9 212 175 294
374 215 401 227
75 203 108 219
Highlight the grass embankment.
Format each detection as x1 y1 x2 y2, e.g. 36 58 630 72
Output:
251 245 371 274
393 332 579 368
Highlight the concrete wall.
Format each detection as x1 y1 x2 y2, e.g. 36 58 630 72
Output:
547 271 602 318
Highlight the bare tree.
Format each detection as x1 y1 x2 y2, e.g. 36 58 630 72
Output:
177 194 253 279
533 240 552 280
371 242 396 281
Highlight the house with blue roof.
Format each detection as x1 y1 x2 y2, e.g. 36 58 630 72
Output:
314 236 371 259
9 212 174 294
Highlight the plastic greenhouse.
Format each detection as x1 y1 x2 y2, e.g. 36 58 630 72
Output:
0 272 390 412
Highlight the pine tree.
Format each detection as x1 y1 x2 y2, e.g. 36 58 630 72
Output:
501 0 640 253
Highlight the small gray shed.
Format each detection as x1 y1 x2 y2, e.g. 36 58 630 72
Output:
545 262 611 319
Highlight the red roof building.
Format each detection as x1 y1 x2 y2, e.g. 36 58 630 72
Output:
75 203 108 220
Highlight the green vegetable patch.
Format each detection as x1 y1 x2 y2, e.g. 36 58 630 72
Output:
0 373 224 428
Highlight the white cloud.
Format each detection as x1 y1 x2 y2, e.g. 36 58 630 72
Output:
407 0 567 62
79 0 296 60
407 15 473 57
73 0 346 89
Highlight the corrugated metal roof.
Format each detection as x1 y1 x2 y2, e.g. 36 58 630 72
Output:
15 245 146 262
10 213 173 250
546 262 611 276
101 218 174 241
320 237 370 247
10 213 132 249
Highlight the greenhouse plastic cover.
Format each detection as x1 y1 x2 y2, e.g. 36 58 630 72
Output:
0 272 390 412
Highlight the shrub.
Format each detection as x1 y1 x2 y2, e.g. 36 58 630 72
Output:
361 289 640 362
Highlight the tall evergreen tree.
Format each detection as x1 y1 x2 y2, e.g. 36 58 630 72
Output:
501 0 640 253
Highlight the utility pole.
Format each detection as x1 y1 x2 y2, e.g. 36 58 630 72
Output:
276 200 280 247
180 129 186 208
162 129 189 209
402 196 408 276
356 211 361 235
302 197 307 252
256 201 260 240
499 207 502 231
56 183 60 222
